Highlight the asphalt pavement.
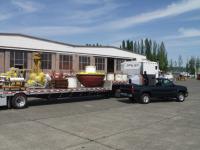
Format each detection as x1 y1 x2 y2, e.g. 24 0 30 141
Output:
0 79 199 150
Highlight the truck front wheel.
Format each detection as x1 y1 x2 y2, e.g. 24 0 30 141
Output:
141 93 150 104
12 94 27 109
176 92 185 102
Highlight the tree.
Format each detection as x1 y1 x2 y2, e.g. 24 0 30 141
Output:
145 38 151 60
178 55 183 71
122 40 125 49
126 40 131 50
137 41 140 54
152 41 157 61
133 42 137 53
188 57 196 74
196 57 200 74
130 41 133 51
149 39 152 59
141 39 144 55
120 39 168 72
165 52 168 71
174 60 177 68
186 62 189 73
169 59 173 71
158 42 168 71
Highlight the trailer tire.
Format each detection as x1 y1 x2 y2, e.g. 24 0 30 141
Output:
12 93 27 109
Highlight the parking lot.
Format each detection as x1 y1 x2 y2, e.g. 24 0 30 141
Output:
0 79 200 150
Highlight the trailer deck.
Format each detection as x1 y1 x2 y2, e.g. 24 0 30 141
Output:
1 87 111 96
0 81 116 109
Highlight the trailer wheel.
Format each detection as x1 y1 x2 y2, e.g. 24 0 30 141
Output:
141 93 150 104
12 94 27 109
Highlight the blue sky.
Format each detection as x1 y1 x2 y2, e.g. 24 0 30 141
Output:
0 0 200 64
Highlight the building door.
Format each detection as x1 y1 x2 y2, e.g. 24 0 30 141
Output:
107 58 114 73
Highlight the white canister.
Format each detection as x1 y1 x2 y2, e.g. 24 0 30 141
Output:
115 74 123 81
85 66 96 73
67 77 77 88
10 77 25 82
107 73 114 81
122 74 128 81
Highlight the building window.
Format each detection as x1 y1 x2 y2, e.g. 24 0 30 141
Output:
59 55 73 70
41 53 52 69
79 56 90 70
116 59 125 71
10 50 27 69
95 57 105 71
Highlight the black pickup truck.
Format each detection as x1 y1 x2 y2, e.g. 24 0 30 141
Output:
120 78 188 104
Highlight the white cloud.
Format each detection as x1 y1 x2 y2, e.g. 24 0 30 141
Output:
178 27 200 38
165 38 200 48
162 28 200 56
11 0 43 13
72 0 115 5
0 13 12 21
72 0 101 5
104 0 200 30
1 26 92 36
0 0 43 21
63 0 123 25
165 27 200 39
184 16 200 21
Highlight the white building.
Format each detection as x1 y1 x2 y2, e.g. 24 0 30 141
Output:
0 33 146 73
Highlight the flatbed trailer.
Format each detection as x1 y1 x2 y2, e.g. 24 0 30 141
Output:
0 81 126 109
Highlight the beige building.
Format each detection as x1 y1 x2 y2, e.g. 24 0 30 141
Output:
0 33 146 74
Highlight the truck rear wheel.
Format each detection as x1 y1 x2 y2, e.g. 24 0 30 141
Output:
129 96 135 103
12 94 27 109
141 93 150 104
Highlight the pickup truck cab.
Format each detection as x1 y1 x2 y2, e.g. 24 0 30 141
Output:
120 78 188 104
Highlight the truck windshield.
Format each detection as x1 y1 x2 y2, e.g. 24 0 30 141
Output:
163 79 173 86
155 79 162 86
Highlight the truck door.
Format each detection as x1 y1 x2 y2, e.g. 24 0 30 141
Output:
161 79 177 98
151 79 165 97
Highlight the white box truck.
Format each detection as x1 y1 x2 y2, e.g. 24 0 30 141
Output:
121 60 159 85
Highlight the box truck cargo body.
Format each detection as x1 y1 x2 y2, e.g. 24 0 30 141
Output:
121 60 159 85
